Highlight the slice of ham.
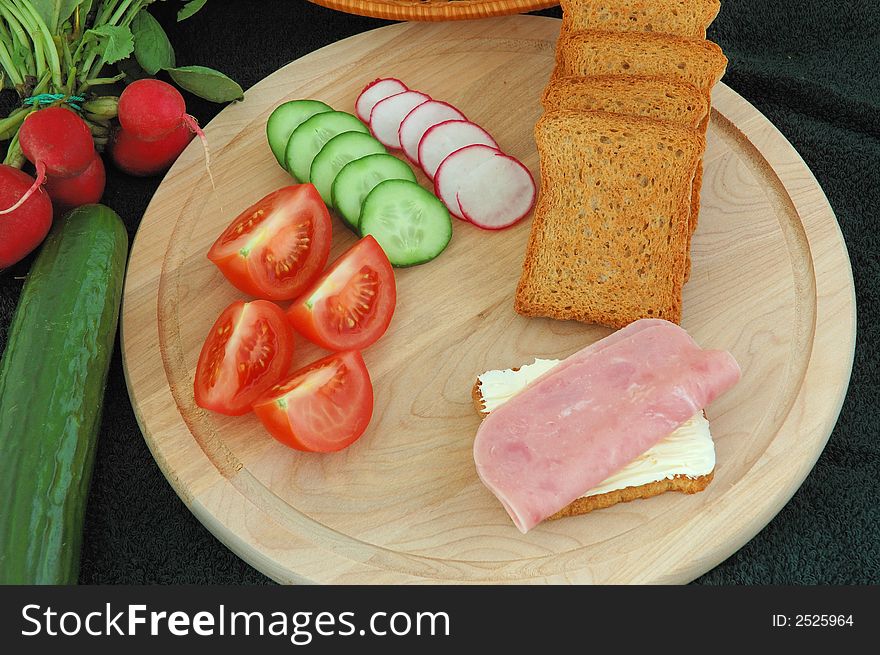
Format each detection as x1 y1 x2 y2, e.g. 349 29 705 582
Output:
473 319 740 532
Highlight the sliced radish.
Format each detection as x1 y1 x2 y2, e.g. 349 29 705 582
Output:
355 78 408 123
434 144 502 221
398 100 466 164
456 151 536 230
418 120 499 180
369 91 431 149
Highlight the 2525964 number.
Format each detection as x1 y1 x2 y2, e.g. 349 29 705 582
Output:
795 615 854 627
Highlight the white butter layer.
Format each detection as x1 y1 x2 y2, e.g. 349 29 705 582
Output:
477 359 715 498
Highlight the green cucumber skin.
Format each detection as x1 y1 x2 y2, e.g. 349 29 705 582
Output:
265 100 332 168
0 204 129 584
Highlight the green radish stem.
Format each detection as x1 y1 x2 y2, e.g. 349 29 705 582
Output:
0 2 35 81
82 0 145 83
0 37 24 89
21 1 63 90
2 130 24 169
79 72 126 92
60 38 75 93
82 96 118 120
3 0 61 90
0 107 31 140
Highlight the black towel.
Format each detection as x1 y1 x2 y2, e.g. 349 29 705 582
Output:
0 1 876 584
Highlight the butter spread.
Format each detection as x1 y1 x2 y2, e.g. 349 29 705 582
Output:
477 359 715 498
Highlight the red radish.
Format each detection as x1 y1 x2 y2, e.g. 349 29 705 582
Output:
118 79 189 141
456 151 536 230
434 144 503 220
0 165 53 269
398 100 467 164
0 107 94 216
369 90 430 149
43 153 106 216
356 78 408 123
110 123 194 176
418 119 498 180
117 78 213 185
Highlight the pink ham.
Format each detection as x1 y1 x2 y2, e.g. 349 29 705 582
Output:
473 319 740 533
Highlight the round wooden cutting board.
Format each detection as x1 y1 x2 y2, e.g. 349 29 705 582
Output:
121 16 856 584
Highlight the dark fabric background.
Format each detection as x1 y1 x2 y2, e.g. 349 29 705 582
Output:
0 0 876 584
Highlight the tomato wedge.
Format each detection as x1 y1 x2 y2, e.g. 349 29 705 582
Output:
253 350 373 452
287 236 396 351
194 300 294 416
207 185 332 300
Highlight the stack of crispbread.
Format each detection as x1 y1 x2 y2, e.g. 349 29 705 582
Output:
516 0 727 327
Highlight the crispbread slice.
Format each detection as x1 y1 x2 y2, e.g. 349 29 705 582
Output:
515 110 704 327
471 376 714 518
560 0 721 38
541 75 709 128
542 75 708 279
553 30 728 95
549 31 725 279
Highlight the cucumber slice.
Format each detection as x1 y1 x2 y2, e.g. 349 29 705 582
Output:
266 99 332 168
285 111 368 184
359 179 452 267
332 153 417 233
310 131 386 208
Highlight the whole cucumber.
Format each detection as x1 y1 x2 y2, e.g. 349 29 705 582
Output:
0 204 128 584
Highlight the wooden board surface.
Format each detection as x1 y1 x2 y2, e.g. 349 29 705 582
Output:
121 16 856 584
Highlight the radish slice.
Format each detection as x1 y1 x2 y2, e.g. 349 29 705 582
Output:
418 119 498 180
369 91 431 149
456 150 535 230
433 144 502 221
398 100 466 164
355 78 408 123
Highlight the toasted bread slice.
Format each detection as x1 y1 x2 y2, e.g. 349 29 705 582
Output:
541 75 709 128
542 75 707 279
549 31 725 276
471 375 714 518
553 30 728 95
515 110 704 327
560 0 721 38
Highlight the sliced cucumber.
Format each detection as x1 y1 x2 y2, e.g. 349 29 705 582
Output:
310 132 386 208
332 153 417 232
266 99 332 168
359 179 452 267
285 111 368 184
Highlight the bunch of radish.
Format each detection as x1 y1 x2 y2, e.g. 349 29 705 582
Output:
110 79 202 177
0 80 211 270
0 107 103 267
356 78 536 230
1 107 103 217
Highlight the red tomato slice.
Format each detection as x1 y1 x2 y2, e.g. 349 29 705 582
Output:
287 236 396 351
253 350 373 452
207 185 332 300
194 300 294 416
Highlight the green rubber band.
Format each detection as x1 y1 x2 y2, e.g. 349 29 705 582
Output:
22 93 86 111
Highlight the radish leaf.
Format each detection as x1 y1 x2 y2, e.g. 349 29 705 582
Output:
166 65 243 102
178 0 208 22
30 0 84 33
131 11 175 75
84 25 135 65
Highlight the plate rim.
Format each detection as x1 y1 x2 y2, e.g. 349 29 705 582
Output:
121 16 856 584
